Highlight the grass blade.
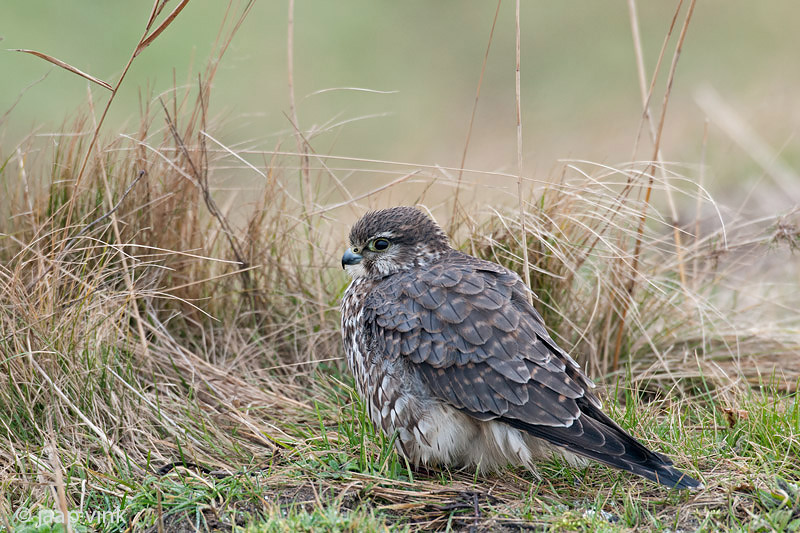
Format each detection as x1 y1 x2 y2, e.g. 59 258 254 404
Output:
12 49 112 91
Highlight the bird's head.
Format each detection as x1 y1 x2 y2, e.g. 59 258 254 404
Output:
342 206 450 280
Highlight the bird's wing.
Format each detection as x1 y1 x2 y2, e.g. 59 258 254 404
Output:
363 251 702 489
363 250 594 427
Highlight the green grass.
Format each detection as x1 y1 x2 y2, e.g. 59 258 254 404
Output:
5 367 797 531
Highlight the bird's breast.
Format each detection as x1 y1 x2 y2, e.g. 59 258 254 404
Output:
341 278 379 401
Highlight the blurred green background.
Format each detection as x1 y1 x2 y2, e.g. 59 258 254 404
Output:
1 1 798 209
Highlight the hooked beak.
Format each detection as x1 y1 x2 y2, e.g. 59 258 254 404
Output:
341 248 363 269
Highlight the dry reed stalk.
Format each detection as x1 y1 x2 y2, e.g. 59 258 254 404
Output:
286 0 326 352
62 0 193 237
450 0 502 233
612 0 697 371
627 0 689 290
514 0 533 306
693 119 710 290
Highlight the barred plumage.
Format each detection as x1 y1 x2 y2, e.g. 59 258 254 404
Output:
340 206 701 489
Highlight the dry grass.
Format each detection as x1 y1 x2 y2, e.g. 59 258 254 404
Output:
1 1 799 532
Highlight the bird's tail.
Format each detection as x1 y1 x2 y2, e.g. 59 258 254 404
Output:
505 401 703 490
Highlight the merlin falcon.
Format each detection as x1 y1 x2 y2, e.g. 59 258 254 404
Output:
340 206 701 489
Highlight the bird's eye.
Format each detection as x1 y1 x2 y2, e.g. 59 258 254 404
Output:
369 238 391 252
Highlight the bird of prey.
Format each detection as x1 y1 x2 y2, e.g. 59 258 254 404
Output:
340 206 701 489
